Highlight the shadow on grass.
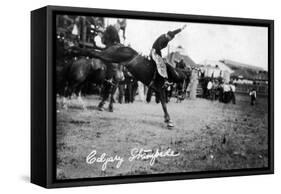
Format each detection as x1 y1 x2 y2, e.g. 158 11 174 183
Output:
86 105 100 110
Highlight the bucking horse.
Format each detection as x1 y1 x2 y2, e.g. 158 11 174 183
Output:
80 45 191 128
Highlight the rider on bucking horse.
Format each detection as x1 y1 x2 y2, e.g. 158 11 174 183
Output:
149 24 187 88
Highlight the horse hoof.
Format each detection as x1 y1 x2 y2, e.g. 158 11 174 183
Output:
98 107 104 111
167 123 175 129
167 122 175 128
108 108 113 112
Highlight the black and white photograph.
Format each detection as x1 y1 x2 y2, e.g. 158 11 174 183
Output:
55 14 270 180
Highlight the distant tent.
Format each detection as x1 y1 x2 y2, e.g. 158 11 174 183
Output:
166 51 197 68
200 60 233 83
166 52 198 67
166 51 199 99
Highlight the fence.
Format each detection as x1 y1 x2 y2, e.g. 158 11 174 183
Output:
235 84 268 96
195 83 268 97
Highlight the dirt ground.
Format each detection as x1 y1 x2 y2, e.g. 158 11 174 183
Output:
56 94 268 179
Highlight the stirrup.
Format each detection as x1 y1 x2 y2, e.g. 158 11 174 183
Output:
162 81 172 89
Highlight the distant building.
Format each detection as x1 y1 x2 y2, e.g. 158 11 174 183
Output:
220 59 268 83
220 59 268 95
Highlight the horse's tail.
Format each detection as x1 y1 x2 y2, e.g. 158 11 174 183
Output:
68 45 139 65
86 46 138 64
71 47 110 62
166 63 181 82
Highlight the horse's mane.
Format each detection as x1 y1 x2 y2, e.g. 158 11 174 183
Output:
135 52 151 62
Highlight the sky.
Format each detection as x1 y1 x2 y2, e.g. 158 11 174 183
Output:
107 18 268 70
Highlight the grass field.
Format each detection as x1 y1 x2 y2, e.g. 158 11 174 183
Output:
56 93 268 179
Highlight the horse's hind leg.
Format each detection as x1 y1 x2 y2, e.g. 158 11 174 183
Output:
159 89 174 128
73 82 87 110
98 83 111 111
62 96 69 110
62 85 72 110
77 90 87 110
108 85 118 112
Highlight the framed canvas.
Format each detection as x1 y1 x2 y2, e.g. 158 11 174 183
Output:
31 5 274 188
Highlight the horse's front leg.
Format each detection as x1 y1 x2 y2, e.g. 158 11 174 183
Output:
108 84 118 112
98 83 111 111
61 85 70 110
159 89 174 128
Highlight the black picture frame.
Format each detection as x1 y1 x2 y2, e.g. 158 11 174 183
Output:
31 5 274 188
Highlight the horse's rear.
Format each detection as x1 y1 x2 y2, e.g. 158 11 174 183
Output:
166 63 191 83
126 55 156 86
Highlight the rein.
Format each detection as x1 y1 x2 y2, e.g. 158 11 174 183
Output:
124 53 142 67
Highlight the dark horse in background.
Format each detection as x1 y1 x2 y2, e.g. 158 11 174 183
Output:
61 57 124 111
85 45 191 128
56 25 124 111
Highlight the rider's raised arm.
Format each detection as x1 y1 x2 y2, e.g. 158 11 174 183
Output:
168 25 187 37
170 28 182 36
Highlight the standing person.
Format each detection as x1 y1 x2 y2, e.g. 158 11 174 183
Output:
211 79 219 101
189 69 198 100
71 16 82 44
207 79 213 99
117 19 127 40
117 84 125 104
218 81 224 102
149 24 187 88
222 82 231 103
175 58 187 69
93 31 106 50
249 88 257 105
229 82 236 104
137 81 145 102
